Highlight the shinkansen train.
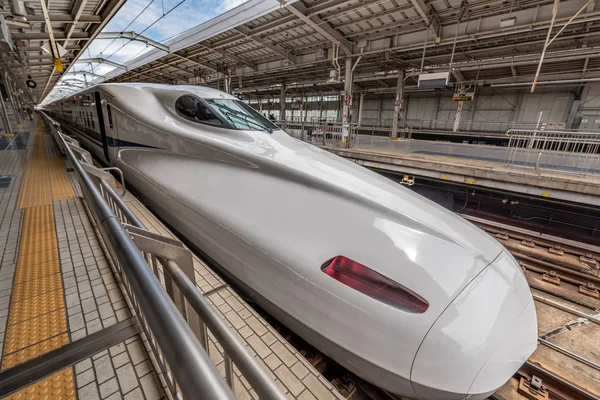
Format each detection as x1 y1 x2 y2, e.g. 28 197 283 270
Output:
44 83 537 400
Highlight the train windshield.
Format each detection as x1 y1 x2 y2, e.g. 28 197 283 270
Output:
206 99 278 133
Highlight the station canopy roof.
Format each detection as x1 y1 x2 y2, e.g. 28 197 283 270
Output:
18 0 600 105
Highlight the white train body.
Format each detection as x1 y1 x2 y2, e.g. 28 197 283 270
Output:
46 83 537 399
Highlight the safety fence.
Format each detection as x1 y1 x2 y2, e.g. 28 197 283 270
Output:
284 118 569 136
504 129 600 176
276 120 357 148
41 113 287 400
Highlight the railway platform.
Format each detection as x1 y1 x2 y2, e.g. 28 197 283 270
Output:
327 136 600 207
0 114 343 400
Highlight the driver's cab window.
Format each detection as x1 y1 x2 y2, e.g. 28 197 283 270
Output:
175 95 222 126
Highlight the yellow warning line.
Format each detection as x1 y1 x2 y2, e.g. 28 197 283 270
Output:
3 121 76 399
17 122 75 209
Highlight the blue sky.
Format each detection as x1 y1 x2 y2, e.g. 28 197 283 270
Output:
45 0 246 101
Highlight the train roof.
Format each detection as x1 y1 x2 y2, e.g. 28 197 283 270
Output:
98 83 238 100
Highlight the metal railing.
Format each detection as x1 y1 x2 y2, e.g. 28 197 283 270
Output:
504 129 600 176
276 120 357 148
41 113 286 400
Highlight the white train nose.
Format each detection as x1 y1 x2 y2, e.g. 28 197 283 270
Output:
410 251 537 400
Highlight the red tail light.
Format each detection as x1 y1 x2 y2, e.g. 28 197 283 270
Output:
321 256 429 313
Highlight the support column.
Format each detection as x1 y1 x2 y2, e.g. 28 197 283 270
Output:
302 94 308 122
0 93 14 137
391 70 405 138
319 95 324 121
453 101 464 132
4 73 23 126
342 58 353 138
358 92 365 125
378 95 384 123
279 83 286 122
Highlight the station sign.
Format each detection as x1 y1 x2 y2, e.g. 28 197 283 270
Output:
453 92 475 101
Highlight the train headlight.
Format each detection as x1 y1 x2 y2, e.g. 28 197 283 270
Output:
321 255 429 313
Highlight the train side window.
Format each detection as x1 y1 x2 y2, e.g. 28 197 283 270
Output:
175 95 223 126
106 104 114 129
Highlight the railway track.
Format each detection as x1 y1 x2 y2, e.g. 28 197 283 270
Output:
464 215 600 400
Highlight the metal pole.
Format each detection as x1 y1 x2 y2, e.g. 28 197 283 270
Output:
342 57 353 140
358 92 365 125
453 101 464 132
161 259 288 400
4 73 23 126
279 83 286 124
0 91 13 136
391 69 405 138
531 0 560 93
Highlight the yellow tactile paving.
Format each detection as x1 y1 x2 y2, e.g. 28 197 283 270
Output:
16 248 59 267
19 229 57 246
6 369 75 400
47 158 76 201
14 259 60 284
4 309 67 354
2 334 70 369
17 125 75 209
11 274 63 302
2 121 75 399
7 290 66 325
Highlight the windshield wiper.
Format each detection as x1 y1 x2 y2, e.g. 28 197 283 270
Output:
212 103 273 133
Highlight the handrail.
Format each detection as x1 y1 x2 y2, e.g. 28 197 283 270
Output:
41 112 236 400
100 182 287 400
160 259 287 400
506 128 600 136
41 112 288 400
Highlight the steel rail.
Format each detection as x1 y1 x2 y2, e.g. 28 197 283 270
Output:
538 338 600 372
533 294 600 325
520 361 600 400
41 113 237 400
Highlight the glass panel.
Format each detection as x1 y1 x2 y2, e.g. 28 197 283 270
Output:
175 95 223 126
206 99 278 132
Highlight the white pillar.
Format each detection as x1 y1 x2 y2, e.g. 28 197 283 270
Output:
4 73 22 126
391 70 405 138
342 58 353 138
453 101 464 132
0 94 13 136
358 92 365 125
280 84 286 121
319 95 324 121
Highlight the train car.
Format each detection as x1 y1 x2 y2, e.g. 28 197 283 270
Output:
45 83 537 400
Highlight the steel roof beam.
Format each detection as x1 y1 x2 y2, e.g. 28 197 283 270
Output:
235 26 296 64
76 57 126 69
66 70 105 79
283 1 353 55
238 15 297 40
23 14 102 22
410 0 440 37
170 53 218 72
64 0 88 45
452 70 465 82
114 62 189 83
12 32 90 40
198 43 256 70
97 31 170 52
20 45 81 52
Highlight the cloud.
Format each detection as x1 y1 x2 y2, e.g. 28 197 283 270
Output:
45 0 256 102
